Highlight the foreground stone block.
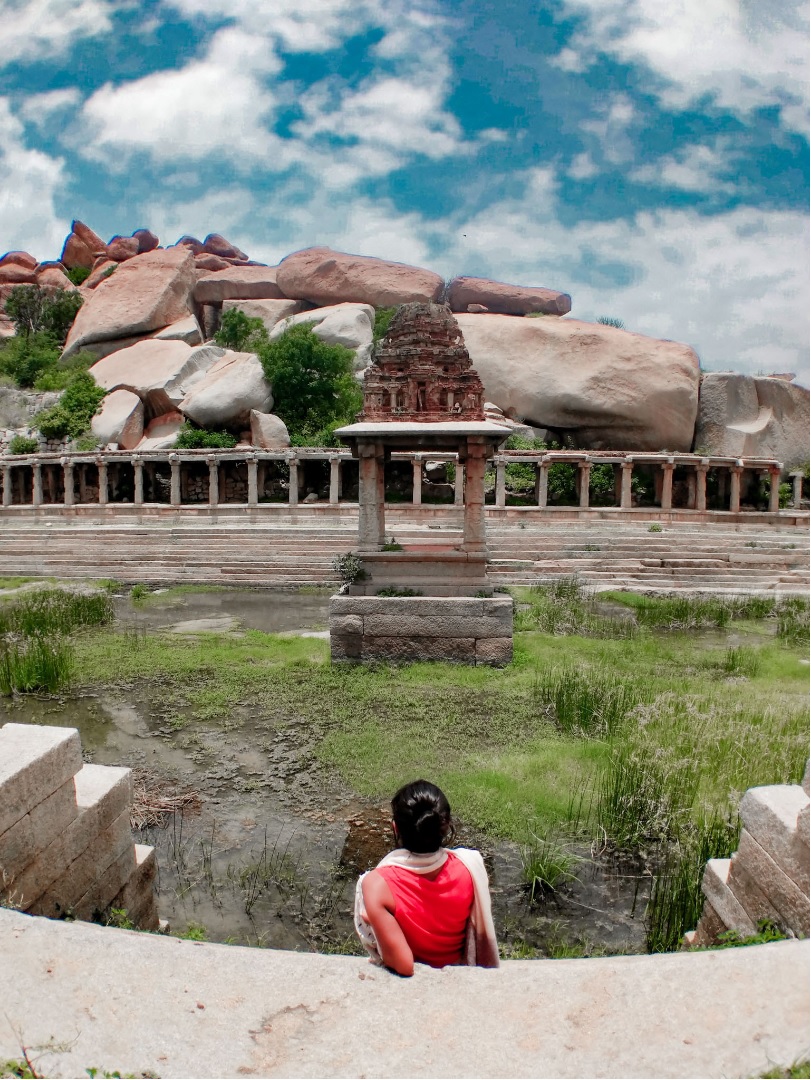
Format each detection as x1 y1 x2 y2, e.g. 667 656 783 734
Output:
701 859 757 936
111 843 158 928
361 636 476 663
447 276 571 316
734 830 809 937
0 725 82 836
739 784 809 894
90 388 144 450
194 266 285 303
0 778 78 884
180 350 272 429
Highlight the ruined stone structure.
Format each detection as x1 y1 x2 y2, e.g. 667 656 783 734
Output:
361 303 485 422
686 764 809 947
0 724 159 930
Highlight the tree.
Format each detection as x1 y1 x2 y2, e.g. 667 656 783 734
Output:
4 284 83 343
256 325 362 444
214 308 267 351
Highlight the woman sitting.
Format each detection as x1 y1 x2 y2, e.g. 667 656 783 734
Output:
354 779 499 976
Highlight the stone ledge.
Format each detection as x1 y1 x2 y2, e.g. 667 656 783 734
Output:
0 724 82 836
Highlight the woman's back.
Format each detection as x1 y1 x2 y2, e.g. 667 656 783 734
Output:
376 851 474 968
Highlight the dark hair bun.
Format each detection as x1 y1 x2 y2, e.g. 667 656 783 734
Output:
391 780 452 853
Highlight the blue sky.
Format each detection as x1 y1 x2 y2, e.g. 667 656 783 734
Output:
1 0 808 383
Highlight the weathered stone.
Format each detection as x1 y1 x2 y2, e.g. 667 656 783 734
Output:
153 316 203 345
0 263 36 284
740 785 809 894
270 303 374 370
249 410 290 449
467 304 489 314
194 266 285 303
195 254 231 272
328 614 363 635
173 235 204 256
0 778 78 883
72 221 106 253
701 858 757 936
222 298 304 332
276 247 444 308
71 842 138 923
137 411 184 450
106 236 141 262
63 247 196 359
203 234 248 261
361 636 475 662
36 263 75 290
695 373 810 470
735 830 809 937
330 633 362 661
0 724 82 837
90 340 219 417
83 259 119 290
91 389 144 450
0 251 37 271
133 229 159 254
455 313 700 452
448 276 571 316
726 846 795 931
475 637 513 665
804 761 810 797
60 222 106 270
363 615 509 638
690 900 727 947
112 844 158 929
180 350 272 429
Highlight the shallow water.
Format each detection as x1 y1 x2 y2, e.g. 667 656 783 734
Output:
2 587 653 957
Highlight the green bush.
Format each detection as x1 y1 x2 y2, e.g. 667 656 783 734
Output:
36 372 105 440
175 425 237 449
66 266 91 286
0 332 61 388
256 325 361 444
215 308 268 351
4 284 83 342
32 350 96 392
597 315 625 329
7 435 39 455
373 306 397 342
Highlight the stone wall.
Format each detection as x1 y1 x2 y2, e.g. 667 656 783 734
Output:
686 764 809 947
329 594 513 665
0 723 159 930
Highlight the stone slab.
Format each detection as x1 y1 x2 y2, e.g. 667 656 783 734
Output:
71 840 138 922
739 784 809 894
328 614 363 635
735 829 810 937
11 764 132 910
0 778 78 885
363 615 510 638
701 858 757 936
0 724 82 836
330 595 512 618
361 636 476 662
475 637 514 665
112 844 159 930
0 908 808 1080
329 633 362 661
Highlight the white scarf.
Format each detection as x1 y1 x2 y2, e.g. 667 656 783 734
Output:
354 847 500 969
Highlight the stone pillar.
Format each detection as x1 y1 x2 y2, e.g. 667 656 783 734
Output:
62 459 74 507
96 458 108 506
169 455 181 506
729 464 743 513
620 461 633 509
376 451 386 539
791 472 804 507
454 461 465 506
536 463 548 509
132 457 143 506
78 464 88 504
578 462 591 508
613 465 623 506
768 466 782 513
288 456 299 506
207 456 219 508
358 441 384 551
695 462 708 512
660 462 674 510
32 463 43 508
247 455 258 506
1 466 10 507
717 469 727 508
411 455 422 506
462 442 488 553
329 456 341 505
495 459 506 508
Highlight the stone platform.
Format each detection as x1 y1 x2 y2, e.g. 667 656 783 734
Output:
330 594 514 665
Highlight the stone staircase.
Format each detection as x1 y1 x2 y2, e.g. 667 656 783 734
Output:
0 516 807 593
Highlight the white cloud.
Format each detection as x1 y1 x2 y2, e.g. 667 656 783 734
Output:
631 141 738 194
18 88 82 128
0 98 68 260
0 0 118 68
568 152 599 180
580 93 637 165
557 0 809 133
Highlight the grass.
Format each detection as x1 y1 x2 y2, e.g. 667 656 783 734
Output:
520 834 584 901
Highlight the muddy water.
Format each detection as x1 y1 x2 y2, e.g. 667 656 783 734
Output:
2 588 650 957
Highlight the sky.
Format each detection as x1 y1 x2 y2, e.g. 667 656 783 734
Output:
0 0 808 384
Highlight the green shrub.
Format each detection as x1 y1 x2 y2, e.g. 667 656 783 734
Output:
597 315 625 329
36 372 105 440
0 332 61 388
215 308 267 351
66 266 91 286
174 425 237 449
256 325 362 444
4 284 83 342
332 552 365 584
373 306 397 342
33 350 96 392
7 435 39 455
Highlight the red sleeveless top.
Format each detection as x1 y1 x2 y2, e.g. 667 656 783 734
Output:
376 852 474 968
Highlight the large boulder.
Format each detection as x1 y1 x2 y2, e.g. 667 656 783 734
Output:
133 229 159 254
90 389 144 450
0 253 37 284
269 302 374 370
63 247 196 358
250 410 290 448
695 373 810 469
194 266 285 304
447 276 571 316
202 233 249 261
275 247 444 308
454 313 700 451
89 340 220 418
60 221 106 270
137 411 184 450
153 316 203 345
36 263 75 290
106 235 141 262
0 251 37 270
221 298 304 332
180 351 272 429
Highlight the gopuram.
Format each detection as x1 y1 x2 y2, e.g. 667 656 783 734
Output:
330 303 514 665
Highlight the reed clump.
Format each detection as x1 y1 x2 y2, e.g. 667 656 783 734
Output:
515 577 637 639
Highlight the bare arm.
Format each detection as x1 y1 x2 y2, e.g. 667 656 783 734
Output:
361 871 414 977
